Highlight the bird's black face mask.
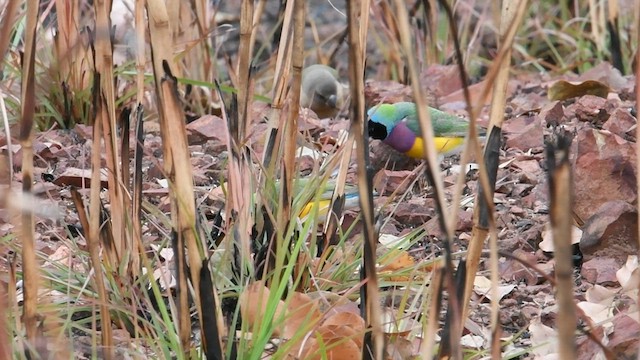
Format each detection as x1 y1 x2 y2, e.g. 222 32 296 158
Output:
368 120 388 140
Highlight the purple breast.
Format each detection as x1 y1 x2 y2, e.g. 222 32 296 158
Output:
383 122 416 153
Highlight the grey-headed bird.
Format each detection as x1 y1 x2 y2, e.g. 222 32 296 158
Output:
300 64 346 118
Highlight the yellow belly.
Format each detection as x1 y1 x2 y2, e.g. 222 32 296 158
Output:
298 199 332 219
405 136 465 159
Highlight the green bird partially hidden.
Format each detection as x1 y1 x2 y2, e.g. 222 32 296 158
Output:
300 64 346 118
367 102 484 159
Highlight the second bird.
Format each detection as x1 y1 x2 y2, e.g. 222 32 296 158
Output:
300 64 345 118
367 102 484 159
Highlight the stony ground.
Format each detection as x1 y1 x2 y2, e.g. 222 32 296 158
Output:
2 59 638 358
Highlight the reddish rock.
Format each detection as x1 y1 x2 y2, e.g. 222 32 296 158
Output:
186 114 228 145
456 209 474 231
608 313 640 358
571 95 609 125
579 200 638 265
512 159 542 184
510 91 548 115
420 64 462 99
297 114 326 138
373 169 417 195
580 257 621 285
73 124 93 140
573 128 637 220
423 209 474 236
503 115 544 151
602 108 636 141
394 200 434 226
364 80 414 107
538 101 565 127
498 249 540 285
576 326 606 360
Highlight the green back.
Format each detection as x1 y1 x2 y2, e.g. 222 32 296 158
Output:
391 102 470 137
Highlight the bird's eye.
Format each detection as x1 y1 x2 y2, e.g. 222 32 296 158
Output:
368 120 388 139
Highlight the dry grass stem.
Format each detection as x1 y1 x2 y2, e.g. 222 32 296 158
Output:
547 133 577 359
19 0 39 354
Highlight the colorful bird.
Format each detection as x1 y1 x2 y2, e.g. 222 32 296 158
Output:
367 102 484 159
290 177 361 222
298 191 361 221
300 64 346 118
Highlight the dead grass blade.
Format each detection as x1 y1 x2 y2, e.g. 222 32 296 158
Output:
419 264 444 358
19 0 39 355
321 134 354 249
199 261 226 358
132 104 145 276
134 0 147 105
462 0 529 342
546 131 576 359
236 0 255 141
0 285 9 360
162 61 206 353
280 0 305 233
88 72 114 360
261 0 294 174
0 0 19 74
0 148 11 359
55 0 92 96
393 0 463 356
147 0 207 352
345 1 383 359
223 0 257 278
94 0 128 269
606 0 624 73
120 108 140 272
636 0 640 333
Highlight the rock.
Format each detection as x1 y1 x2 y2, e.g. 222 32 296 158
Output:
498 249 540 285
503 115 544 151
186 115 228 145
580 257 621 285
602 108 636 141
573 128 637 220
420 64 462 99
423 209 473 237
538 101 565 127
364 80 414 106
576 326 606 360
394 200 434 226
373 169 417 196
608 313 640 358
512 159 542 184
571 95 609 125
456 209 474 231
579 200 638 265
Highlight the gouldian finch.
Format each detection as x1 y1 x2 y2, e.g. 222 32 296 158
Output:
367 102 484 159
291 177 360 222
298 191 361 221
211 178 361 223
300 64 346 118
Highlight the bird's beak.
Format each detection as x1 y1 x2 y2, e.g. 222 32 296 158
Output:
327 94 338 108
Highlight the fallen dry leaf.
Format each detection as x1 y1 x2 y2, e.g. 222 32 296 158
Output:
539 224 582 253
472 275 516 302
52 167 109 189
548 80 610 101
378 249 416 281
239 281 321 339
